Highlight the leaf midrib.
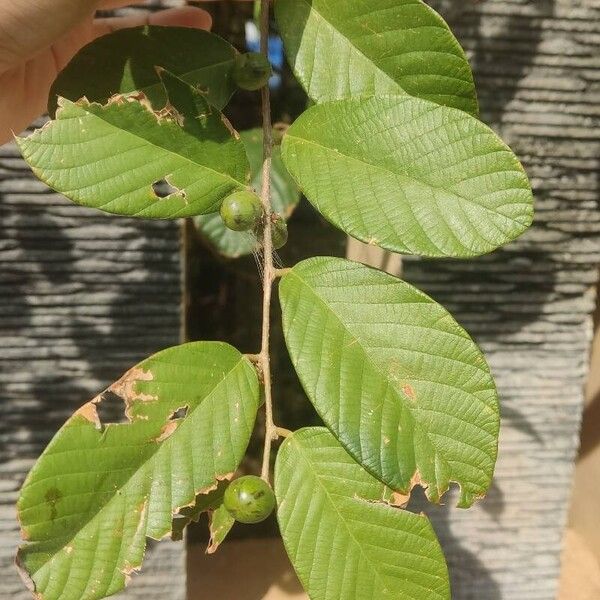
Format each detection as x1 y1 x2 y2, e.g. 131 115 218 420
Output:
284 132 529 231
289 435 396 599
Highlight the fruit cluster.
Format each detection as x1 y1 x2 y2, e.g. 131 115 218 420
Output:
220 190 288 250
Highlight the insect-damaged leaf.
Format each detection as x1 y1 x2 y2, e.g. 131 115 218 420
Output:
279 258 500 507
275 0 478 116
207 504 236 554
18 70 250 219
275 428 450 600
194 128 301 258
17 342 259 600
49 26 238 115
171 480 234 554
281 95 533 258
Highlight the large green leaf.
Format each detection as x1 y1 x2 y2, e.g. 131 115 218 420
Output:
275 0 478 116
282 95 533 258
194 128 301 258
49 26 238 115
18 71 250 219
17 342 259 600
279 257 499 507
275 428 450 600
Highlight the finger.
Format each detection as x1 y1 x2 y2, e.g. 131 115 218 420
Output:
92 6 212 37
98 0 147 8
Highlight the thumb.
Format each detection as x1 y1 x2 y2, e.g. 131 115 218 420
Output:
0 0 101 68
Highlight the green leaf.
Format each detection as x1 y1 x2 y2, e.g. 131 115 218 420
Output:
17 342 259 600
49 26 238 115
279 257 499 507
194 128 301 258
18 71 250 219
275 427 450 600
282 95 533 258
275 0 478 116
207 504 236 554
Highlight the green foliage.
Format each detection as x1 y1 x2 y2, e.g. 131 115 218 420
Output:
17 343 259 599
232 52 273 91
18 70 249 218
275 428 450 599
15 2 534 598
275 0 478 115
49 26 238 114
223 475 276 524
281 96 533 257
279 257 499 508
207 503 237 553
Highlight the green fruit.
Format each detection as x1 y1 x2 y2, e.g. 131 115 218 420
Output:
232 52 272 91
271 216 288 250
224 476 276 524
220 191 263 232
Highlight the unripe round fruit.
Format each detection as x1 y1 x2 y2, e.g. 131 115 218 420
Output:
232 52 272 91
223 475 276 524
271 216 288 250
220 191 263 232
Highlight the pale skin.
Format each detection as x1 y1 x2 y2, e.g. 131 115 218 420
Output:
0 0 252 144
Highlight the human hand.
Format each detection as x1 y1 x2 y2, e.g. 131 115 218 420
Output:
0 1 250 145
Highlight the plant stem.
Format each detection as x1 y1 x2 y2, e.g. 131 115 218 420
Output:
258 0 277 483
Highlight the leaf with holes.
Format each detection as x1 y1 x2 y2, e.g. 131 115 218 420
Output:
195 128 301 258
49 26 238 115
275 0 478 115
17 342 259 600
282 95 533 258
275 427 450 600
18 70 250 219
279 257 499 507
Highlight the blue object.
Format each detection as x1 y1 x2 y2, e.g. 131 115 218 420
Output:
245 21 284 89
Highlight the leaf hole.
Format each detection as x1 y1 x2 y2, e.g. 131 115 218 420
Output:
152 179 181 198
169 405 189 421
96 391 129 426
